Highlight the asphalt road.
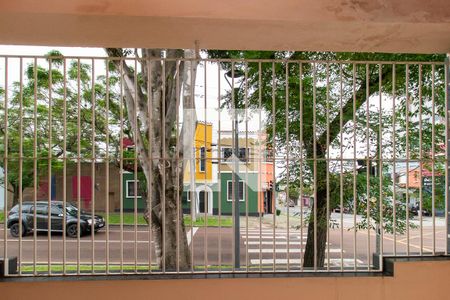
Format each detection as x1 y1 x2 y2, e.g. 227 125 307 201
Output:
0 215 446 271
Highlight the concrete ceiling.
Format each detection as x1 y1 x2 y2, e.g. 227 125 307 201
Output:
0 0 449 53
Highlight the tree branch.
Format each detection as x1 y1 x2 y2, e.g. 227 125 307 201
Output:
317 66 393 149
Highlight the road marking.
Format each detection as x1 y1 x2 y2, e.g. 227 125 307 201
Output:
240 236 289 240
358 230 435 252
240 229 304 233
244 241 328 246
20 261 156 264
247 248 343 253
242 235 307 240
186 227 198 246
0 239 154 243
249 258 361 265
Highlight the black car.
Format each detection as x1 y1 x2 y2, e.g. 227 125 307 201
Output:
409 205 431 217
7 201 105 238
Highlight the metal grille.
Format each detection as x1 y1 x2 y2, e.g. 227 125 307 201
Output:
0 54 448 276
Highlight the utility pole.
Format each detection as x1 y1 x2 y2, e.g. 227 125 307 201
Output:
190 145 197 222
233 103 240 269
225 68 244 269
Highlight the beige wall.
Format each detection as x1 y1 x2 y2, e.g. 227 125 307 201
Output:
22 163 122 212
1 259 449 300
0 0 449 53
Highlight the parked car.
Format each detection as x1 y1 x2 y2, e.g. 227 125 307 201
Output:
7 201 105 238
333 206 350 214
409 205 431 217
285 199 296 207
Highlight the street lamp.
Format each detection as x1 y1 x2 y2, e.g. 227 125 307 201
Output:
224 67 244 269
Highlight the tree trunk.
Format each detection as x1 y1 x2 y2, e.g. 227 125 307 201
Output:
105 48 196 271
11 183 19 208
302 66 393 268
150 161 190 271
302 160 328 268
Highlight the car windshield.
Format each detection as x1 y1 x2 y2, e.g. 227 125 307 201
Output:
66 204 79 216
10 204 32 214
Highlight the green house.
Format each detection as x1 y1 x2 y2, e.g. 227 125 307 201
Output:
122 171 146 212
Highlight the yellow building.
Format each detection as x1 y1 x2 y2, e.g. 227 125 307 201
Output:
183 122 216 215
183 122 213 183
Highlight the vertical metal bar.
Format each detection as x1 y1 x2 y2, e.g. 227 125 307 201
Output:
271 62 276 272
217 61 222 273
445 56 450 256
312 62 317 271
285 62 290 271
299 62 304 272
190 59 194 274
133 58 138 273
175 59 180 274
419 64 423 255
352 63 357 271
325 63 330 271
231 62 241 272
162 59 166 273
33 57 38 276
105 59 110 274
119 59 125 274
48 58 53 276
431 64 436 255
76 58 81 275
90 58 96 274
366 63 371 269
378 64 384 270
62 58 67 275
18 57 23 276
339 64 344 271
244 62 249 272
405 64 410 256
204 61 208 273
392 64 397 257
146 58 152 274
231 61 240 271
2 57 8 276
258 62 262 272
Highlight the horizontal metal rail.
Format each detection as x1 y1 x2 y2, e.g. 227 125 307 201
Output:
0 55 447 277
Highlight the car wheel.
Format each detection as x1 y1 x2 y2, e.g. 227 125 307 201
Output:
66 224 78 238
10 223 25 237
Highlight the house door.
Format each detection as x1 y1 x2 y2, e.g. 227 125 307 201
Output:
199 191 208 214
72 176 92 210
264 190 273 214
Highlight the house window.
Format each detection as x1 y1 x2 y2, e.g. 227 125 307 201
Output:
126 180 142 198
238 148 248 161
223 147 233 160
222 147 249 162
186 191 193 202
227 180 245 202
200 147 206 172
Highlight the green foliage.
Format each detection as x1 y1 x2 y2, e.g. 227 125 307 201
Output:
208 50 446 234
0 51 126 203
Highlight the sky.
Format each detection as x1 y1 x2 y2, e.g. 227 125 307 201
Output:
0 45 431 181
0 45 265 134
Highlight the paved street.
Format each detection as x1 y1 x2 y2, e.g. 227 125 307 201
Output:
0 214 446 272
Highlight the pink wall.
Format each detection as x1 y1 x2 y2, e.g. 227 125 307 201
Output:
2 259 450 300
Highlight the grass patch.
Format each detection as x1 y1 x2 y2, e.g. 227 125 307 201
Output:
101 213 232 227
99 213 147 225
20 264 244 273
20 264 154 273
0 211 4 223
184 215 233 227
